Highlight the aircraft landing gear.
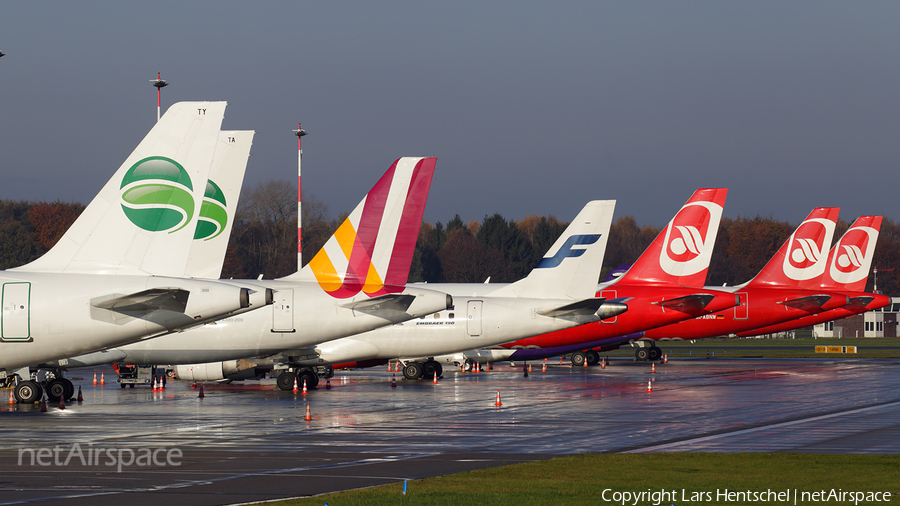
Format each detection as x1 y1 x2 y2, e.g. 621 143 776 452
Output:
14 380 43 404
571 352 587 367
648 346 662 362
402 360 442 380
635 346 662 362
586 351 600 366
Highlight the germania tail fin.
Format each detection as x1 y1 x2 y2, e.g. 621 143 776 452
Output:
491 200 616 300
296 157 436 298
184 130 255 279
14 102 227 276
745 207 840 288
616 188 727 287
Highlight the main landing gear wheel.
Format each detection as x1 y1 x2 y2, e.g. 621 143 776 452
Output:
586 351 600 366
276 371 295 391
635 348 650 361
648 346 662 362
403 362 424 380
14 381 43 404
46 379 67 401
297 370 319 390
571 352 587 367
422 360 442 378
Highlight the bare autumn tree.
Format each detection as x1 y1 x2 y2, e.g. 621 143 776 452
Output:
230 180 298 279
28 201 85 254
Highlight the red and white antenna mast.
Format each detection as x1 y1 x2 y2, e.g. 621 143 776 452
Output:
150 72 168 122
292 123 308 271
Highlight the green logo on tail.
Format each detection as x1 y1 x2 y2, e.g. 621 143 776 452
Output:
194 180 228 241
120 156 194 233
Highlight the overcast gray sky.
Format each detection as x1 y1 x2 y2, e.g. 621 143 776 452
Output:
2 2 899 227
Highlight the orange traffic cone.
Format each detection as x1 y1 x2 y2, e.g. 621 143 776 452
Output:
325 378 332 390
433 371 439 384
92 373 98 386
651 362 656 374
77 386 83 403
542 359 547 373
647 379 652 393
58 393 66 410
292 377 298 393
528 363 533 372
583 356 588 368
395 362 401 373
39 395 47 412
391 374 397 388
559 356 563 365
664 354 668 364
304 403 312 421
494 389 502 407
198 384 205 398
301 379 308 395
387 361 392 372
7 389 15 405
99 373 106 385
601 359 606 369
151 378 157 392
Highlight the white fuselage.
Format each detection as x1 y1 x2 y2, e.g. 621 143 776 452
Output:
53 278 452 367
0 271 251 374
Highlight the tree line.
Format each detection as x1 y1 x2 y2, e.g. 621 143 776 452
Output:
3 180 899 295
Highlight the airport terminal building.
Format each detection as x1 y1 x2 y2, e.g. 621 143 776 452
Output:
813 296 900 338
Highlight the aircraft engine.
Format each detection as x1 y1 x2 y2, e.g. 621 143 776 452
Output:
173 360 258 381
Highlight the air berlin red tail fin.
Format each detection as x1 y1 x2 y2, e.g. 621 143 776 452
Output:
616 188 727 287
745 207 839 289
816 216 881 292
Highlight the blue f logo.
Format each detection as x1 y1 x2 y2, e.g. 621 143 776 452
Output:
535 234 602 269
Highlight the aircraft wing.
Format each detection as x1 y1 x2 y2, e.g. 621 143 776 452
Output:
651 293 716 312
537 298 608 318
91 288 190 313
340 294 417 313
776 294 833 312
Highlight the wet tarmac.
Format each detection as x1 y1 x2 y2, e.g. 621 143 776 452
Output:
1 357 899 505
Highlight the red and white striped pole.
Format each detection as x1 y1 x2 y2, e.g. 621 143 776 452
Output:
150 72 168 122
292 124 307 271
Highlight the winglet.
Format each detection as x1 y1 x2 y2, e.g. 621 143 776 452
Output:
297 157 436 298
746 207 840 288
491 200 616 299
616 188 727 287
14 102 227 276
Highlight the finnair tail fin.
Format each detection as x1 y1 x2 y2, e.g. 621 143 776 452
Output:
295 157 436 298
616 188 727 287
184 131 255 279
491 200 616 300
813 216 881 292
745 207 839 288
14 102 227 276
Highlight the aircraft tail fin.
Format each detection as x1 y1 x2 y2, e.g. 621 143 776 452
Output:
816 216 881 292
296 157 436 298
745 207 840 288
14 102 227 276
184 131 255 279
616 188 727 287
491 200 616 300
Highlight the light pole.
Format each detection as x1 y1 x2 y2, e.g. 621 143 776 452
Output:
150 72 168 122
292 124 308 271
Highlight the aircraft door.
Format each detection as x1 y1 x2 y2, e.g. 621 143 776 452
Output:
600 289 617 323
734 292 749 320
467 300 483 337
1 282 31 340
272 289 295 332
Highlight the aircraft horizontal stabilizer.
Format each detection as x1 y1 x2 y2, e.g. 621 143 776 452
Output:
651 293 716 312
340 294 417 313
847 296 876 308
91 288 190 313
537 298 628 321
776 294 834 312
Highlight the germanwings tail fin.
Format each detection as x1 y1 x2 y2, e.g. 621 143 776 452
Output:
817 216 881 292
616 188 727 287
491 200 616 300
296 157 437 298
184 130 255 279
745 207 840 288
13 102 227 276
